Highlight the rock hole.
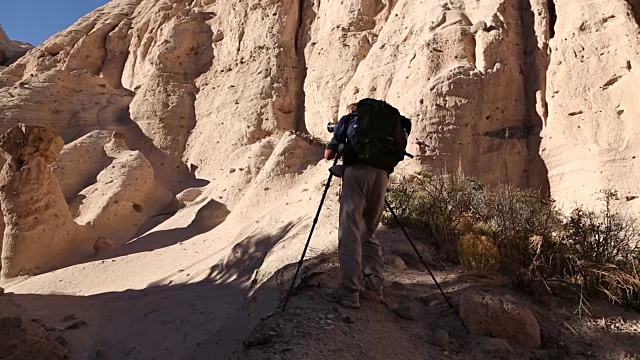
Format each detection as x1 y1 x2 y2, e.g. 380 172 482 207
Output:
549 0 558 39
132 204 143 213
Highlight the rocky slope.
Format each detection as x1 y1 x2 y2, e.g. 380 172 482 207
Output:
0 0 640 358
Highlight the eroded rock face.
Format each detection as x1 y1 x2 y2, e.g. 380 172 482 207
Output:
71 132 173 247
0 0 638 210
0 0 639 278
542 0 640 212
459 290 542 349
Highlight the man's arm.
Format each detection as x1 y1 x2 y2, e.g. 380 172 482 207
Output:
325 115 350 160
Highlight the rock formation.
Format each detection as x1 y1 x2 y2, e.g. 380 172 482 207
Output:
0 124 172 277
0 125 95 278
542 0 640 211
52 130 116 201
459 290 542 348
0 26 33 67
71 132 173 247
1 3 639 358
0 317 67 359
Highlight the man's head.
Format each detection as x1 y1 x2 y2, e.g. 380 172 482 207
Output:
346 103 358 114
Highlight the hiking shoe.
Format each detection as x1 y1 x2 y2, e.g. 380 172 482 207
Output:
321 288 360 309
363 275 383 298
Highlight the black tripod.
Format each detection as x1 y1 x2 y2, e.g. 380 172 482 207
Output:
383 198 454 309
280 156 454 313
281 154 340 312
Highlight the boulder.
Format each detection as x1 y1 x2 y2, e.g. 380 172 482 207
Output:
394 301 420 320
175 187 205 208
469 335 514 359
71 134 174 247
435 329 449 350
388 255 408 270
459 290 541 348
0 317 67 360
52 130 114 201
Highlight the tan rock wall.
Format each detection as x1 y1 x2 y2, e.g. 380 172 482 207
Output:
542 0 640 212
0 0 640 277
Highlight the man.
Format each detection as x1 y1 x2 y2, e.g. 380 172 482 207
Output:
321 102 411 308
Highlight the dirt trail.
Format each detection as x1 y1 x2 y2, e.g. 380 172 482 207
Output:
1 223 639 359
242 228 640 360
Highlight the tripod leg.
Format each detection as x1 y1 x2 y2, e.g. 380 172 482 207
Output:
384 198 454 309
281 156 339 312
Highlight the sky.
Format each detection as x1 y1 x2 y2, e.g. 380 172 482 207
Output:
1 0 110 45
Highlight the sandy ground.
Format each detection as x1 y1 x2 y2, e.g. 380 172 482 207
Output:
0 128 637 360
2 220 639 360
0 150 342 359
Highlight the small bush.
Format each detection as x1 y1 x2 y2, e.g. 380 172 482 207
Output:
459 233 500 274
484 185 563 287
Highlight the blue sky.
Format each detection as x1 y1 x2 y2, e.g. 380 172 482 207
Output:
1 0 110 45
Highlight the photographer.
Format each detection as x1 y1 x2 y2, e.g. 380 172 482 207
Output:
322 101 411 309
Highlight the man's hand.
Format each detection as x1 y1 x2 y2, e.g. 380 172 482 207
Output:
324 149 335 161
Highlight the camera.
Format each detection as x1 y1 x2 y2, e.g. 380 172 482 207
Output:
327 122 336 133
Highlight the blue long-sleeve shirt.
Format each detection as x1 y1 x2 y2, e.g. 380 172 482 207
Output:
326 114 357 154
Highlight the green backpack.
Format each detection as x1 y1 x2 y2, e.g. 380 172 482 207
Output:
351 98 409 171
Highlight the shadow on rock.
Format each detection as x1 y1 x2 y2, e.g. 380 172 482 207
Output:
0 270 282 360
207 221 300 286
100 199 230 260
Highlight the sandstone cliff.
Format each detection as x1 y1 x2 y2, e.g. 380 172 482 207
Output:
2 0 637 215
0 0 637 281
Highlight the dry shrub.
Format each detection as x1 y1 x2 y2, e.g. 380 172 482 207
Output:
483 185 563 287
541 190 640 304
385 169 640 308
459 233 500 274
383 168 485 261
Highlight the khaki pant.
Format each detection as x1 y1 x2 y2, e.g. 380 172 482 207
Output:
338 164 388 293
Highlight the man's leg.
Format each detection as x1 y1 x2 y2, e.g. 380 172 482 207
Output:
337 166 367 292
361 167 388 296
322 166 366 308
